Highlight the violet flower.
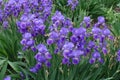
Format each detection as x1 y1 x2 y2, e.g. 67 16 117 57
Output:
4 76 11 80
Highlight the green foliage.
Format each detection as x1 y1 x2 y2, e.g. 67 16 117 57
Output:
99 0 120 8
26 55 120 80
0 18 31 79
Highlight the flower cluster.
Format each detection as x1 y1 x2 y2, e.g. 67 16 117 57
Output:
0 0 23 28
16 0 52 51
62 42 84 64
70 16 113 64
4 0 22 18
82 16 91 28
0 0 52 28
30 44 52 73
25 0 52 21
47 12 113 65
47 11 73 53
17 13 46 51
20 32 35 51
67 0 79 10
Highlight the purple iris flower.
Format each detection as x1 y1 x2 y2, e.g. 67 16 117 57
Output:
4 76 11 80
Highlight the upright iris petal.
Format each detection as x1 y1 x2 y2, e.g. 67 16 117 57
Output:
103 28 111 36
63 42 74 50
92 52 101 59
36 44 48 53
84 16 90 23
60 27 69 36
98 16 105 24
92 27 101 34
67 0 79 10
51 11 65 27
83 16 91 28
23 33 32 40
50 31 59 39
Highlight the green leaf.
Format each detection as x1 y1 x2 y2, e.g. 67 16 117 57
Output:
50 68 57 80
0 60 8 80
8 61 21 72
0 60 6 65
67 66 77 80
